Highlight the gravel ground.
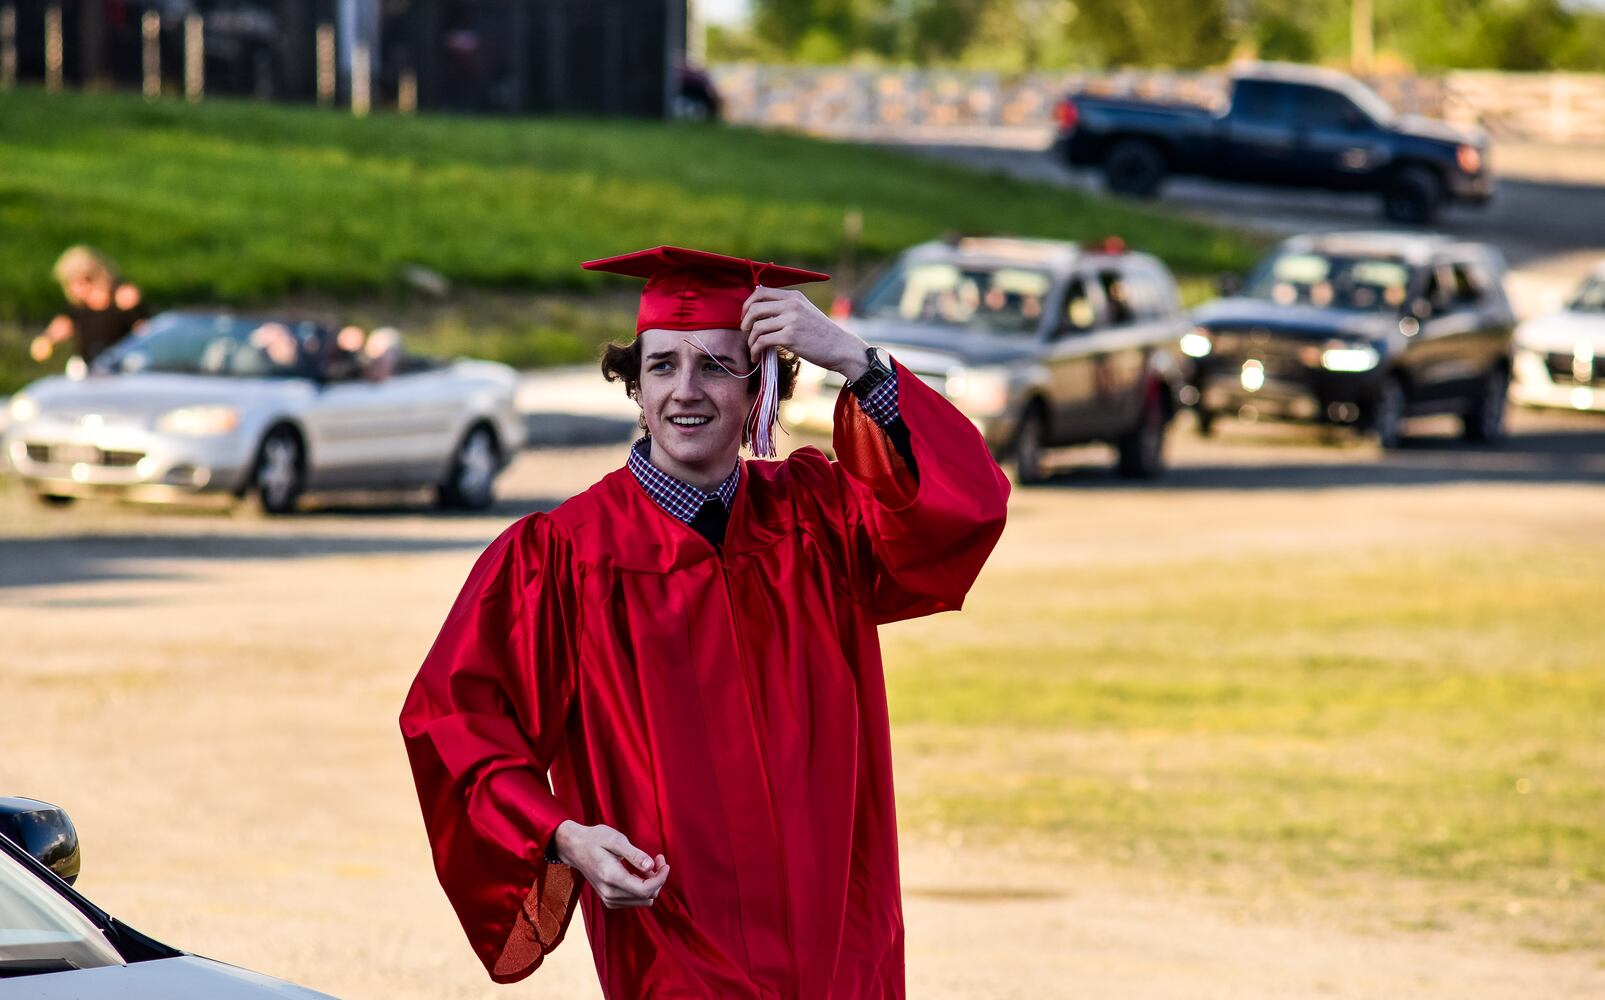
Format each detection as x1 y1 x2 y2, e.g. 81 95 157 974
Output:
2 408 1602 999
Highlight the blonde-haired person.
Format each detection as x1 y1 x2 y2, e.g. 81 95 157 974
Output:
30 246 148 370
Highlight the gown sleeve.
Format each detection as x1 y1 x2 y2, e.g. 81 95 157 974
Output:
398 514 582 983
819 358 1010 623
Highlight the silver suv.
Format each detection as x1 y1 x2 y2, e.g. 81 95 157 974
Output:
786 236 1191 480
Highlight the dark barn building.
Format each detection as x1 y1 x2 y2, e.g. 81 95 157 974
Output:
7 0 686 117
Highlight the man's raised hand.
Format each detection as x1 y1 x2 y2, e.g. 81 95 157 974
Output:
740 286 869 382
551 820 670 909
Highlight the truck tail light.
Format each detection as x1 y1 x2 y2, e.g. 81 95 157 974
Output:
1053 98 1078 131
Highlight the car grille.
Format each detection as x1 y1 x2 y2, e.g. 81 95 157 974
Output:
1207 332 1319 376
23 442 146 467
1546 351 1594 385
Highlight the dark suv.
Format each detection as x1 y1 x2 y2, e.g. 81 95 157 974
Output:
783 237 1191 481
1187 232 1515 447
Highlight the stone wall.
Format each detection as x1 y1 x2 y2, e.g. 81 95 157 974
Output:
709 65 1605 146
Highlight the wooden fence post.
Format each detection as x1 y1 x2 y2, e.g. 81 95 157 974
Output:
44 5 63 92
315 23 334 106
183 14 203 102
351 42 370 116
142 11 161 99
0 6 15 91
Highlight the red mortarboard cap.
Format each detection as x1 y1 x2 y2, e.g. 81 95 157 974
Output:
582 246 829 334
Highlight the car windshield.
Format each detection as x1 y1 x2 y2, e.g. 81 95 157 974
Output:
0 849 124 976
1567 275 1605 313
857 260 1053 335
1242 252 1414 312
93 313 326 378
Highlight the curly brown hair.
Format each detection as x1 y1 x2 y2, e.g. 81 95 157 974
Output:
600 338 802 404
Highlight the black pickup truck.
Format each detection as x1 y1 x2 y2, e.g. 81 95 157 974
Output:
1054 63 1494 225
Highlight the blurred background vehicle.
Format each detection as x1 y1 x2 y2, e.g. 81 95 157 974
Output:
673 62 722 121
1054 63 1494 225
1511 263 1605 414
1187 231 1514 447
0 796 336 996
3 311 524 514
784 236 1190 482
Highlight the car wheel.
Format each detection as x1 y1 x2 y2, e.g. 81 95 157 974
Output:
1461 368 1509 444
437 425 500 510
1117 388 1167 478
252 426 305 515
1013 405 1050 485
1194 408 1216 437
1369 376 1408 450
1382 166 1442 225
1104 139 1167 199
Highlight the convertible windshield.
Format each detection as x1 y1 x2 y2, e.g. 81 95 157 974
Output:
94 314 326 378
1568 275 1605 313
1243 252 1414 312
857 261 1053 335
0 850 123 976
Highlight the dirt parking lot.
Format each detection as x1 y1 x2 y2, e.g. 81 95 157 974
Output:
2 408 1602 999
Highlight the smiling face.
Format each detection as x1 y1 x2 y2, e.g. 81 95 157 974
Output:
637 328 754 490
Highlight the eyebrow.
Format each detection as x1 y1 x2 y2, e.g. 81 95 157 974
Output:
645 349 740 365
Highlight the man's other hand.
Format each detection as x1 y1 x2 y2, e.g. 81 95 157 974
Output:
552 820 670 909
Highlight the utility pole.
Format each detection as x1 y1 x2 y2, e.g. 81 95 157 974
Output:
1351 0 1373 74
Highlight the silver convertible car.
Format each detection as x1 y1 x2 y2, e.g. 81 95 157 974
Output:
3 312 525 513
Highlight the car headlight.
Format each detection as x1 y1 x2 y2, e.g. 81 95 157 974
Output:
8 393 38 423
156 405 240 436
944 365 1010 419
1180 328 1213 358
1457 144 1482 174
1320 344 1381 372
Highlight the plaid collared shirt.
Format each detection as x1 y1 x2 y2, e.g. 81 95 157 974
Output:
629 370 901 525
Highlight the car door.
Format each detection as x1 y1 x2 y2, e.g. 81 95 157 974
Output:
1404 261 1488 408
1221 80 1296 184
1286 84 1385 190
301 367 459 488
1042 274 1102 444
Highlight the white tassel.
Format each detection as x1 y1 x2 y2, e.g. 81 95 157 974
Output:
746 347 780 457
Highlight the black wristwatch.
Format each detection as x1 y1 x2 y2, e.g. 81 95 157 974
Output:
845 347 893 400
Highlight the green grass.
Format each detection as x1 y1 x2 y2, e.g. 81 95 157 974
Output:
885 543 1605 951
0 87 1259 392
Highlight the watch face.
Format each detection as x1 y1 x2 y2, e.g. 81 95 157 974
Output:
871 347 893 370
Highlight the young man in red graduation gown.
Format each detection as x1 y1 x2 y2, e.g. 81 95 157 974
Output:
400 247 1009 998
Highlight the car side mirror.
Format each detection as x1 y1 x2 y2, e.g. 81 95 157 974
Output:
0 797 82 885
1216 273 1243 297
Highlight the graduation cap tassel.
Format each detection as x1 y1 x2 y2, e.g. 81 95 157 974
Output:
746 347 780 458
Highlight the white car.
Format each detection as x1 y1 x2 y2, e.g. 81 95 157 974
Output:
1512 266 1605 413
3 311 526 513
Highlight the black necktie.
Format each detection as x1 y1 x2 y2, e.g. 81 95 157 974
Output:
689 498 727 548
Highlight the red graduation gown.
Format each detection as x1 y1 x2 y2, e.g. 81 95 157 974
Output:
400 364 1009 998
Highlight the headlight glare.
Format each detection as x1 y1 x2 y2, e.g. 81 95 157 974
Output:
1457 145 1482 174
156 405 240 436
8 393 38 423
1180 329 1213 358
945 365 1010 419
1321 345 1381 372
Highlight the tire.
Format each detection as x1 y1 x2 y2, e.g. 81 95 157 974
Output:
437 424 500 510
251 426 305 515
1117 389 1168 478
1194 408 1216 437
1104 139 1167 199
1382 165 1442 225
1369 376 1408 450
1461 368 1509 444
1013 405 1050 485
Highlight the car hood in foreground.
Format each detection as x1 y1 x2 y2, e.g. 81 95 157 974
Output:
845 317 1039 367
1192 299 1395 343
17 374 316 419
1516 311 1605 353
2 955 337 999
